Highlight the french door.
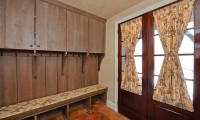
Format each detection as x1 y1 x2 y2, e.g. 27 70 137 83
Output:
118 0 200 119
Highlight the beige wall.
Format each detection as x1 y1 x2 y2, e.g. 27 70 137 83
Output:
99 0 176 106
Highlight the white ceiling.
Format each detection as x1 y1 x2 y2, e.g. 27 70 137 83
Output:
58 0 144 19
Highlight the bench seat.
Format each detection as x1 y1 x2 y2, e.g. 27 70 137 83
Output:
0 84 107 120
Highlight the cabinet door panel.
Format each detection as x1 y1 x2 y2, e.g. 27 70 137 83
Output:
32 56 46 99
0 55 17 107
67 11 88 52
89 18 105 53
6 0 34 50
58 55 68 93
17 55 33 102
36 0 67 51
46 55 58 96
0 0 5 48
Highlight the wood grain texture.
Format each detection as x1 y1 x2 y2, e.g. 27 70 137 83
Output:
194 0 200 119
46 55 58 96
32 56 46 99
17 54 33 102
42 0 106 22
84 55 98 86
67 54 78 91
57 55 68 93
89 18 105 53
0 0 5 48
77 55 85 88
0 55 17 107
36 0 67 51
6 0 34 50
67 10 89 52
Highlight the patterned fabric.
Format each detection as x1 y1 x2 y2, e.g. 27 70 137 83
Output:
120 17 142 95
0 84 107 119
153 0 195 112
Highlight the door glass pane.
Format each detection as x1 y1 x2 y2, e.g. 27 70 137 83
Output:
122 42 126 56
134 39 142 55
134 57 142 73
179 30 194 54
138 74 142 79
154 36 164 55
122 57 125 71
186 81 194 100
154 56 164 75
179 56 194 79
154 76 159 88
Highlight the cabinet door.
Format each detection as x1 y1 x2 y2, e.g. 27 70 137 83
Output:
67 11 89 52
36 0 67 51
89 18 105 53
6 0 35 50
0 0 5 48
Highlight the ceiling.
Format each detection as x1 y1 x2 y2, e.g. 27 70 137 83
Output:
58 0 144 19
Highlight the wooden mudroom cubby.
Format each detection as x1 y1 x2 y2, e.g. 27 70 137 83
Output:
0 0 107 119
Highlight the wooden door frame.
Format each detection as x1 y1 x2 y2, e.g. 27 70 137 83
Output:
117 0 200 119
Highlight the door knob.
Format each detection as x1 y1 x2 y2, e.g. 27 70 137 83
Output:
30 44 33 47
37 45 40 48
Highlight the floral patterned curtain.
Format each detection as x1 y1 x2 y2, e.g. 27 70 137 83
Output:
153 0 195 112
120 17 142 95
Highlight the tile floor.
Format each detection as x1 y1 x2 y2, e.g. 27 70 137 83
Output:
69 101 129 120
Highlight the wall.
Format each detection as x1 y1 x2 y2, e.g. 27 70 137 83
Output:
99 0 176 111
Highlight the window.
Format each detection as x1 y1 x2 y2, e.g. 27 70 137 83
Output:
154 12 194 100
121 31 143 83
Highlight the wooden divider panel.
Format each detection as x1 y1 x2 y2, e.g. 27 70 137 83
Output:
17 53 33 102
45 54 58 96
32 54 46 99
85 55 98 86
67 54 78 91
0 54 17 106
77 55 85 88
57 54 68 93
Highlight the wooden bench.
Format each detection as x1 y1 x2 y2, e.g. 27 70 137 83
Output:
0 84 107 120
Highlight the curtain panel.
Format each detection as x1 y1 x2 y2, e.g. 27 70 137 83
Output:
120 17 142 95
153 0 195 112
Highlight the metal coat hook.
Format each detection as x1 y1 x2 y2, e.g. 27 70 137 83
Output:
65 52 68 57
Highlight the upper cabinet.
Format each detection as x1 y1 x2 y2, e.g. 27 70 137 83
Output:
89 18 105 53
0 0 106 53
36 0 67 51
67 11 89 52
0 0 35 50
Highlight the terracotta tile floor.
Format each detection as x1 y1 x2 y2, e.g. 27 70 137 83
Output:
69 101 129 120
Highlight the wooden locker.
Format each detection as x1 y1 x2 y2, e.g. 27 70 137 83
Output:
89 18 105 53
67 10 89 52
36 0 67 51
6 0 35 49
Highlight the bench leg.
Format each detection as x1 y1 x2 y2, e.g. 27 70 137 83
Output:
98 92 107 104
62 105 69 120
34 115 37 120
83 97 92 114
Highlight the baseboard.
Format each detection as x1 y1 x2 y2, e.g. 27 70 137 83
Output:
106 100 118 112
